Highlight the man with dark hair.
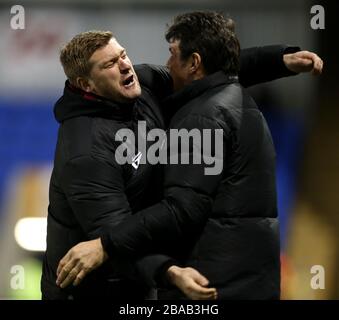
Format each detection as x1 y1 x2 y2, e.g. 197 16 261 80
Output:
54 12 323 299
165 12 240 88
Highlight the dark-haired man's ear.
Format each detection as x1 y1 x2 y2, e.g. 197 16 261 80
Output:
76 77 92 92
190 52 202 73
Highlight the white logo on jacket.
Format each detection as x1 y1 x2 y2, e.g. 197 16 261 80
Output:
131 151 142 169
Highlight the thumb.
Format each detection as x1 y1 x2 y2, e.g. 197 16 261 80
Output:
191 270 209 287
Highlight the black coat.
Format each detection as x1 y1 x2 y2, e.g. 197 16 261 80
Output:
161 73 280 300
42 45 296 300
41 75 167 300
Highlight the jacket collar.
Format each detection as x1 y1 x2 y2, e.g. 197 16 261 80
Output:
163 71 238 118
54 81 135 123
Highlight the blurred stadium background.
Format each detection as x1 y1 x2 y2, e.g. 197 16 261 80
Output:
0 0 338 299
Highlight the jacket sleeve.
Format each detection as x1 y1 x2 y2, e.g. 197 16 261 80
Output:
135 45 300 97
60 155 132 239
135 254 177 288
101 114 226 259
239 45 300 88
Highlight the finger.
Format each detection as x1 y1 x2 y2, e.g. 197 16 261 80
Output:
312 58 323 75
199 288 217 299
56 259 77 286
319 60 324 73
211 290 218 300
192 287 217 300
312 56 321 68
189 281 216 296
299 51 318 61
60 265 80 289
73 269 87 286
201 291 217 300
56 261 64 278
300 52 323 75
295 57 313 67
57 252 71 277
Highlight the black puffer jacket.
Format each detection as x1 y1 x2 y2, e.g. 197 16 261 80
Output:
41 71 168 299
101 72 287 299
161 72 280 300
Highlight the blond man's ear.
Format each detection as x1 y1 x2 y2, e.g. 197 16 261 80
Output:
75 77 92 92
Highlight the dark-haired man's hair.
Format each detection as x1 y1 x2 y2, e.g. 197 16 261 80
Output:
166 11 240 75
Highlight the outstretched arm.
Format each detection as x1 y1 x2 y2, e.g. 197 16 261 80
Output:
239 45 323 87
135 46 323 98
239 45 297 87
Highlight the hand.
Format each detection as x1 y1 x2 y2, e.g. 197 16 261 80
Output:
283 50 323 75
56 238 108 288
166 266 217 300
